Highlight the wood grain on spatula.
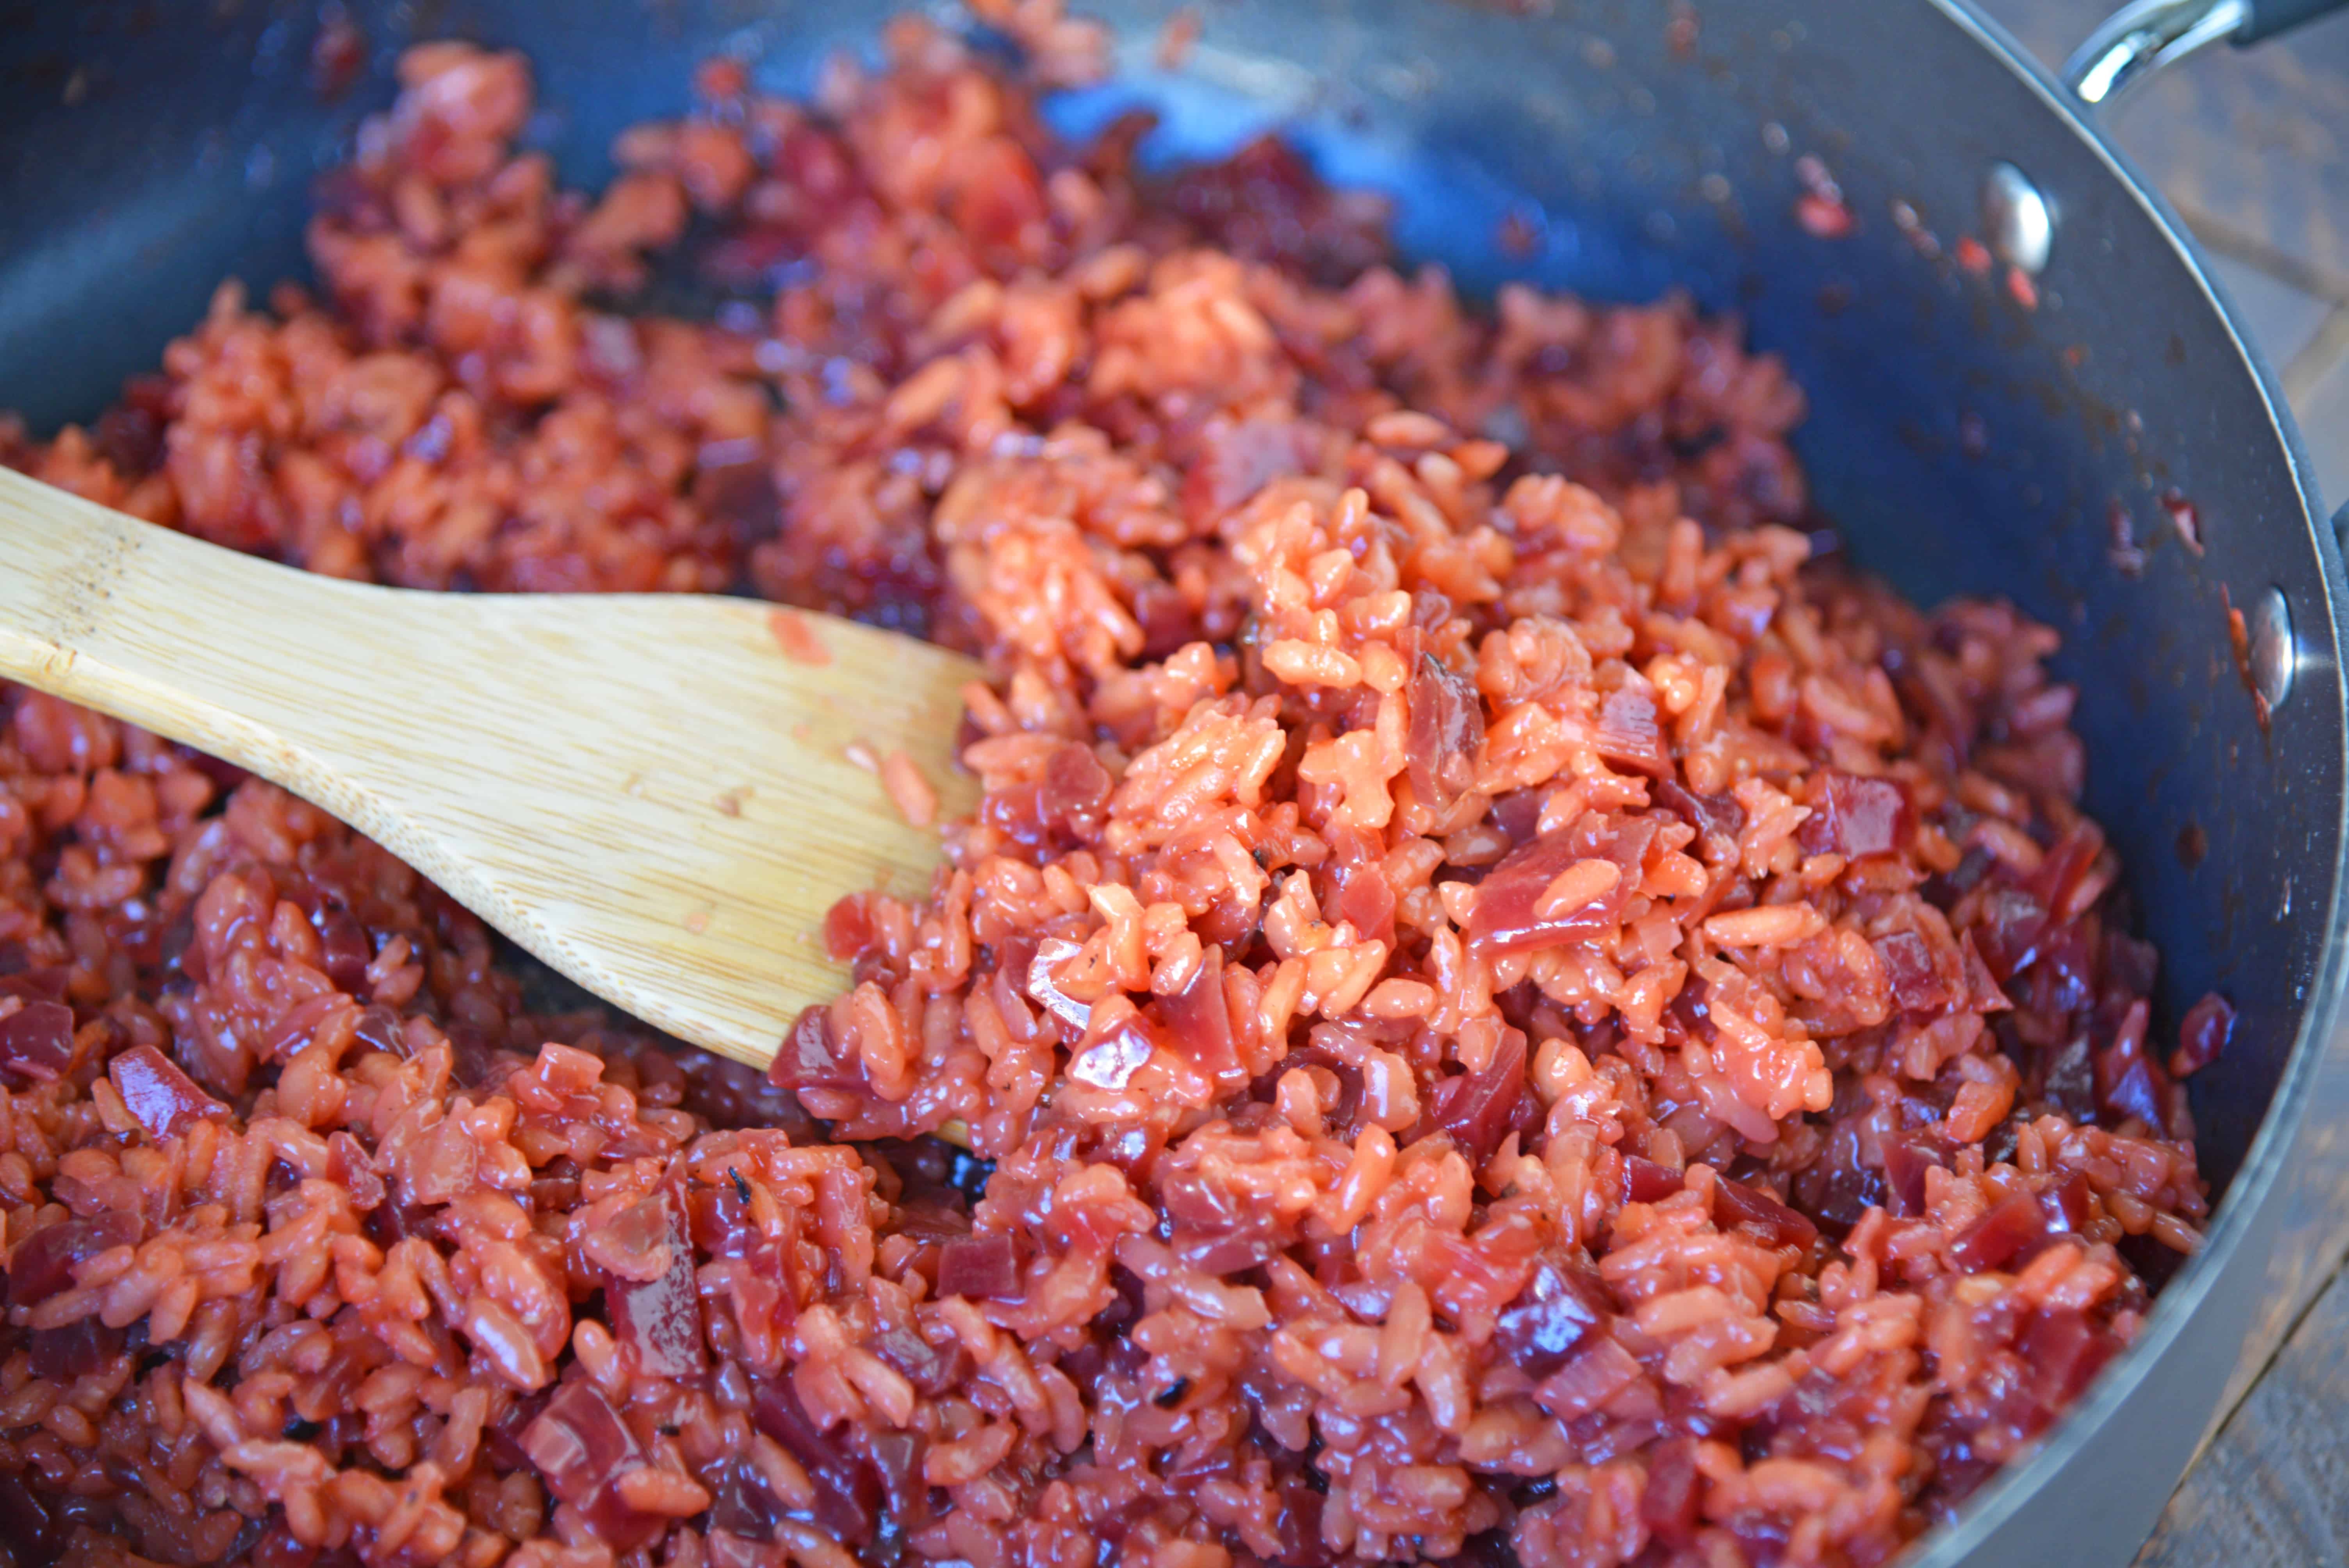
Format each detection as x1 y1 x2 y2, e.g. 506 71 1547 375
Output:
0 466 980 1069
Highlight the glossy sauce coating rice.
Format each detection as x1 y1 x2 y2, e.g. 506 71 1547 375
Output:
0 11 2237 1568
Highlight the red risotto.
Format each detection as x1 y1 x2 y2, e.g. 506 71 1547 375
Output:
0 9 2240 1568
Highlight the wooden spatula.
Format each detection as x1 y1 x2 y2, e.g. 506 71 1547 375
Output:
0 466 981 1070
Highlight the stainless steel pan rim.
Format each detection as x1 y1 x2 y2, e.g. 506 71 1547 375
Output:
1909 3 2346 1559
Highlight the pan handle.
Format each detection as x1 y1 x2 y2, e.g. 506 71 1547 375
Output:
2063 0 2349 105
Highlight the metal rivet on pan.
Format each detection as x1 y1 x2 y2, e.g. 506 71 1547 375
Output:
2250 586 2297 713
1982 162 2053 275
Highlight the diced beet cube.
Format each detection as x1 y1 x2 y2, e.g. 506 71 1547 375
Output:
1325 823 1398 952
521 1381 645 1508
485 1387 552 1472
1406 654 1485 811
1428 1028 1537 1165
2094 1000 2172 1132
1620 1156 1686 1205
7 1211 141 1308
2096 1052 2170 1133
1532 1333 1643 1420
1640 1436 1701 1542
107 1045 228 1139
751 1379 880 1547
1592 684 1671 779
0 968 68 1003
1798 771 1906 858
1162 948 1238 1080
2020 1308 2119 1409
0 1470 56 1568
1715 1177 1820 1251
1490 789 1546 846
1872 929 1953 1014
2042 1034 2098 1122
27 1317 123 1381
2171 992 2235 1078
1492 1256 1613 1377
315 905 372 992
1883 1139 1944 1220
870 1313 968 1397
2039 1171 2093 1234
1468 820 1654 955
0 1000 73 1082
1656 779 1745 843
1948 1190 2048 1272
601 1184 706 1381
706 1459 785 1543
1959 932 2014 1012
768 1005 861 1092
520 1381 665 1551
936 1233 1020 1301
1970 888 2051 983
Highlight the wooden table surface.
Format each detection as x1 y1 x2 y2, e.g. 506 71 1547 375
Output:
1968 3 2349 1562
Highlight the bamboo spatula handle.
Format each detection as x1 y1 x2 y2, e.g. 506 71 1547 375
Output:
0 466 982 1067
0 466 412 805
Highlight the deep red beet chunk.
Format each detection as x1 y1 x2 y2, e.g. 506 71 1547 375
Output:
315 905 372 992
2040 1033 2098 1123
1883 1139 1944 1219
1948 1190 2048 1272
520 1381 664 1550
1326 824 1399 951
984 741 1113 850
2171 992 2235 1078
872 1313 968 1396
0 1471 56 1568
2096 1051 2170 1133
1161 948 1239 1080
1959 933 2014 1012
752 1379 881 1547
1592 684 1671 778
1492 1255 1613 1377
1640 1437 1701 1542
27 1319 123 1381
601 1185 706 1381
936 1233 1020 1300
2040 1170 2093 1233
1656 779 1744 848
8 1212 141 1308
2019 1307 2119 1411
1468 820 1654 955
1620 1156 1686 1205
2095 1000 2173 1132
485 1388 554 1472
1490 788 1546 846
1427 1029 1537 1165
522 1381 644 1505
0 967 68 1002
0 1000 73 1082
768 1005 861 1092
2028 821 2106 919
107 1045 227 1139
1798 771 1905 858
1971 887 2052 983
706 1460 784 1543
1715 1178 1819 1251
1406 653 1484 811
1872 929 1953 1014
1179 417 1318 524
